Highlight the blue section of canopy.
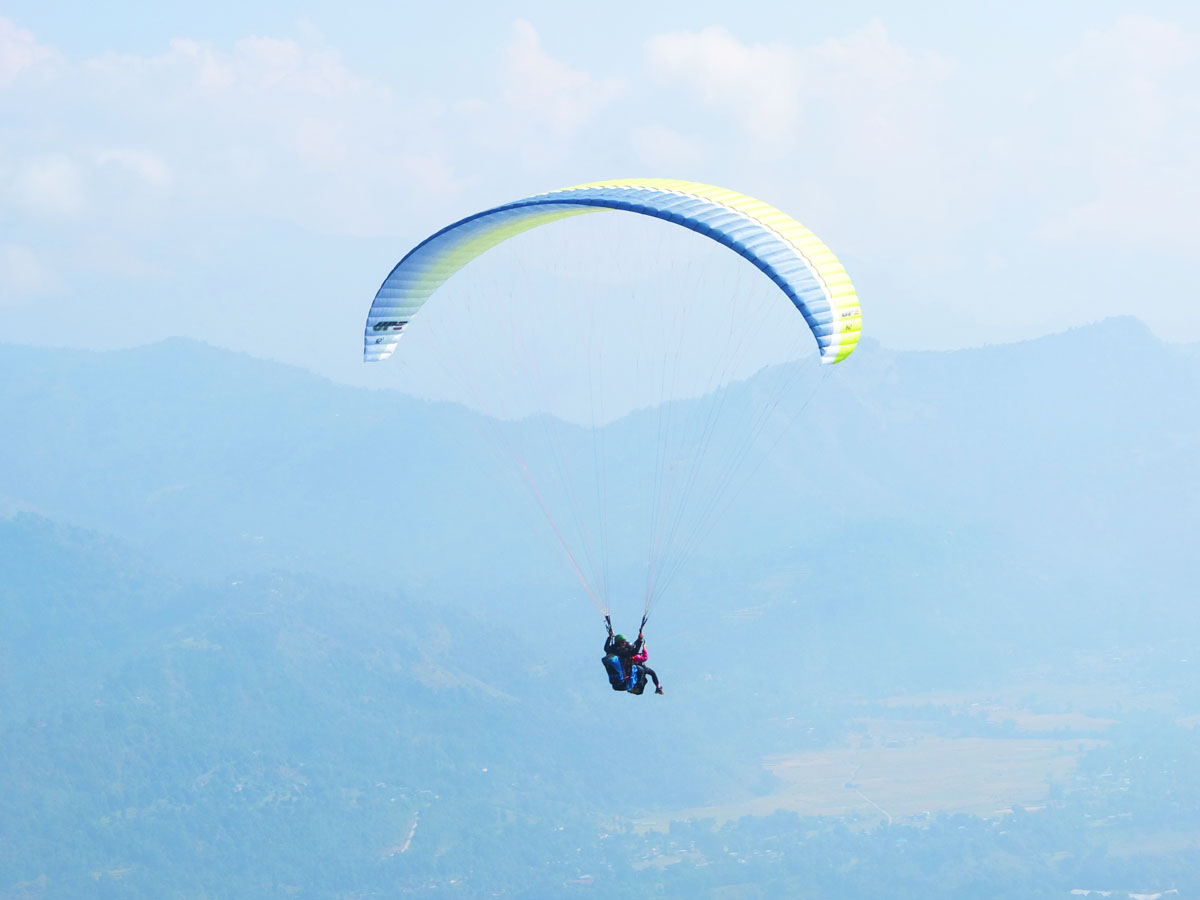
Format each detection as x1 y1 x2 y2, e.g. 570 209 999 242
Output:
373 185 833 334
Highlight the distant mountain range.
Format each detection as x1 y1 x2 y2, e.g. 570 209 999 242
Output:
5 320 1200 896
3 317 1199 696
3 315 1197 622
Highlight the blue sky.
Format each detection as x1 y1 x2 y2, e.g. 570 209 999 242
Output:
1 0 1198 408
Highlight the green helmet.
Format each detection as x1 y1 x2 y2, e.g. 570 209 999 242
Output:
614 634 627 643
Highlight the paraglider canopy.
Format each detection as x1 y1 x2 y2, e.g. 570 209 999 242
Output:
364 178 861 367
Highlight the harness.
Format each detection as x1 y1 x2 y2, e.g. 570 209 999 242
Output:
603 614 649 693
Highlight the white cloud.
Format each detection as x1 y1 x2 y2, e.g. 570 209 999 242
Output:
1039 17 1200 248
12 154 87 217
647 21 950 156
648 27 800 144
0 19 628 241
0 17 55 86
802 21 953 159
1 30 463 237
1062 15 1194 78
502 20 626 140
0 243 57 298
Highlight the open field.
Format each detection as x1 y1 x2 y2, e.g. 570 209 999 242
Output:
636 662 1200 831
640 724 1105 829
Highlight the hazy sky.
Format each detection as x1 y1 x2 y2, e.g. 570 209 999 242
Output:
1 0 1198 403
